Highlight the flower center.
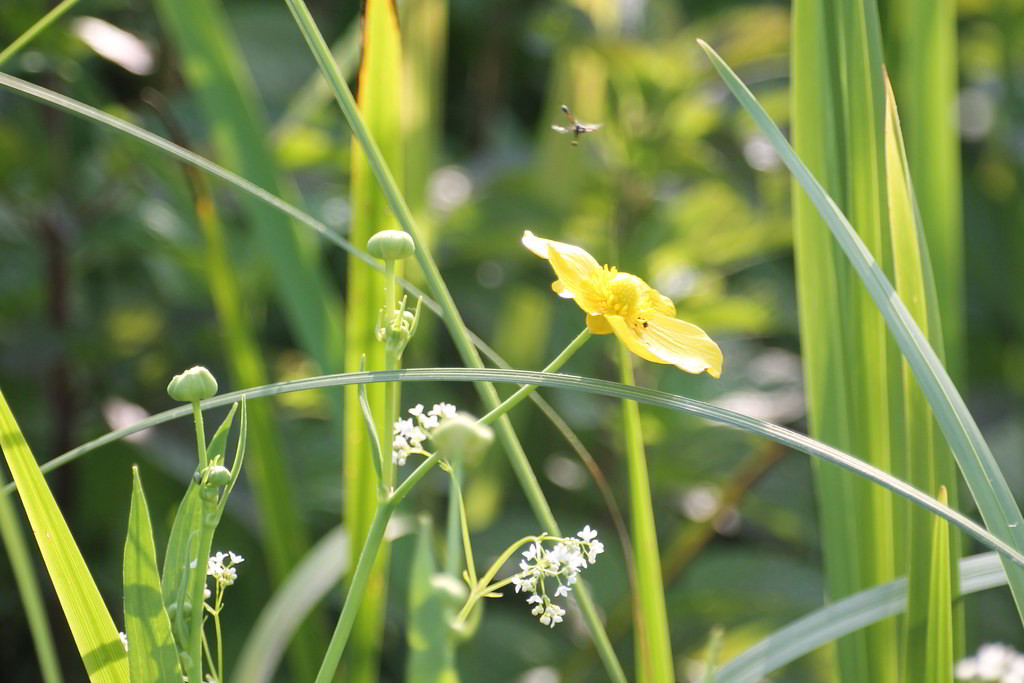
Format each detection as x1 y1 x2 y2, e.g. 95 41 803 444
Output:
604 272 644 318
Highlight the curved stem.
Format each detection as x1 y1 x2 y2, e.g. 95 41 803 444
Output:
478 328 591 425
314 451 444 683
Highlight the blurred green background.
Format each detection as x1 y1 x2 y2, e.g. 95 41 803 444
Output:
1 0 1022 680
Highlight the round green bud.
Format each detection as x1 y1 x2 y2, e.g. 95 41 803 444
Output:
205 465 232 487
367 230 415 261
430 414 494 462
167 366 218 402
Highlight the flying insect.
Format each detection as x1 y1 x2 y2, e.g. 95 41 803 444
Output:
551 104 603 146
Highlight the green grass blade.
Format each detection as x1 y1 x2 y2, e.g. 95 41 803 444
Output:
890 0 964 379
406 516 459 683
232 527 349 683
0 0 82 67
619 348 674 681
18 367 1024 569
0 387 129 682
278 3 627 680
344 3 404 679
0 452 62 683
712 552 1004 683
883 74 961 680
698 39 1024 622
124 467 182 682
924 487 954 683
789 4 865 675
833 5 900 678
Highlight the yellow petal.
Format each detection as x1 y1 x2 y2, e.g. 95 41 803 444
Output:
522 231 604 313
586 314 614 335
552 280 574 298
604 316 663 363
642 314 723 377
646 290 676 317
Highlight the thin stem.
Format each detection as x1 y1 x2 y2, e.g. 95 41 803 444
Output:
478 328 592 425
215 589 224 681
444 462 464 575
202 629 217 678
447 470 477 585
314 505 392 683
0 0 82 68
192 401 208 470
619 345 673 680
314 451 444 683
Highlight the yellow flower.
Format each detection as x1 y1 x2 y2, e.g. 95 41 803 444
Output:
522 231 723 378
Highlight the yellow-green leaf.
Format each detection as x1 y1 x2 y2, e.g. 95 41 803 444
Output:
124 467 182 682
0 387 129 682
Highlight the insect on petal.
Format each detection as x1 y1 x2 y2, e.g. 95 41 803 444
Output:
604 316 663 364
639 314 723 377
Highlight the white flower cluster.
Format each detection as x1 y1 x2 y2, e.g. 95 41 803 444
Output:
119 631 129 652
511 526 604 628
207 551 244 587
392 402 457 466
957 643 1024 682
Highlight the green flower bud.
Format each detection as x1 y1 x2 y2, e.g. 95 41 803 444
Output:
430 414 494 462
367 230 415 261
167 366 218 402
205 465 232 487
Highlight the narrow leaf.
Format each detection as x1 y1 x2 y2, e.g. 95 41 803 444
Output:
0 451 62 682
924 487 954 683
0 387 129 682
344 2 404 679
124 467 183 682
884 72 961 679
698 38 1024 620
712 552 1004 683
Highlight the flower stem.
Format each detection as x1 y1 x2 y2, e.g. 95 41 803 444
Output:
192 401 208 470
314 451 444 683
478 328 591 426
618 345 674 681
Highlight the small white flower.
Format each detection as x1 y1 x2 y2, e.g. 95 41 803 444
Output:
555 584 571 598
409 404 424 417
119 631 129 652
578 525 598 542
956 642 1024 682
421 415 440 430
522 543 542 562
527 594 543 605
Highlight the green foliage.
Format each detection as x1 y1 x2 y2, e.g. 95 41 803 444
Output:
123 467 182 682
0 388 129 682
5 3 1024 682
